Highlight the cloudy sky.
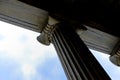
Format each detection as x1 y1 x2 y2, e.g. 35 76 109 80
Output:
0 21 66 80
0 20 120 80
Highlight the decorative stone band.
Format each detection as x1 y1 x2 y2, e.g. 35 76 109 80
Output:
110 41 120 66
0 0 48 32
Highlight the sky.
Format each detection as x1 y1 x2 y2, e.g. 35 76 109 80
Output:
0 20 120 80
91 50 120 80
0 21 67 80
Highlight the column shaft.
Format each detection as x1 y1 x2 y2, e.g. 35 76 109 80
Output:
52 23 111 80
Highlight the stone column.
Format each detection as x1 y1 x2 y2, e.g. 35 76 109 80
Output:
37 22 111 80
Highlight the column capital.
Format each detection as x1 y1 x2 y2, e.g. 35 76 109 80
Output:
37 17 59 45
110 41 120 66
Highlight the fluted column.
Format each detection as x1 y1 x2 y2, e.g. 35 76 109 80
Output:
37 22 111 80
52 23 110 80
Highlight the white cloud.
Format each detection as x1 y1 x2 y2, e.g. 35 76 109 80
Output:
0 21 58 80
21 64 37 80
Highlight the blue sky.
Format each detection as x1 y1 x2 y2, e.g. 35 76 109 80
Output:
0 20 120 80
91 50 120 80
0 21 66 80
